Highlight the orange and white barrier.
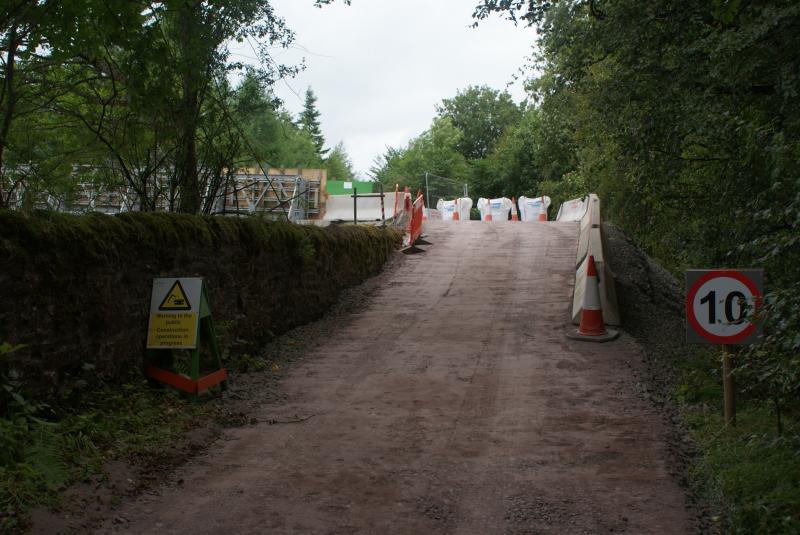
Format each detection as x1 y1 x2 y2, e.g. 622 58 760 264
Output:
570 194 620 326
518 196 552 222
477 197 512 221
402 193 428 252
567 255 619 342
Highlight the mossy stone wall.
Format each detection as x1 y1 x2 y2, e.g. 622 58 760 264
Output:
0 211 400 393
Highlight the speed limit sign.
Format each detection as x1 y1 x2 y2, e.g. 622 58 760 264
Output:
686 269 763 345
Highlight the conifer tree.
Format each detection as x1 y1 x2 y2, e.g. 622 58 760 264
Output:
298 87 327 156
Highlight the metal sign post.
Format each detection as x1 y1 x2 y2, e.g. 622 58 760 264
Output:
722 344 735 426
380 183 385 226
353 188 358 225
686 269 763 426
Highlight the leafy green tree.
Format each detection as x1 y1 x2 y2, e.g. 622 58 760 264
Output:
233 72 320 169
372 117 470 204
435 85 521 160
0 1 145 208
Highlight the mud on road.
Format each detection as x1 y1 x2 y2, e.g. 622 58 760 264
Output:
96 221 700 534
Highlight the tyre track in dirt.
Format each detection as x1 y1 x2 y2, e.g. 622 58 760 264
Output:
99 221 695 534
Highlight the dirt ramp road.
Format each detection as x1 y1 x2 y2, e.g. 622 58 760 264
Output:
102 221 693 534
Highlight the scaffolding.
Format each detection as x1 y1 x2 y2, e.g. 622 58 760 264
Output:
215 173 319 220
2 169 322 221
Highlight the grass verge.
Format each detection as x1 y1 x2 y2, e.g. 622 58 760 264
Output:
675 351 800 534
0 368 210 532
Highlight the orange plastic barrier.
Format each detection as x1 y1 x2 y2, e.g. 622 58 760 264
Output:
407 194 424 246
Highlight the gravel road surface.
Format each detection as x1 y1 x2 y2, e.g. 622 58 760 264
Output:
99 221 693 534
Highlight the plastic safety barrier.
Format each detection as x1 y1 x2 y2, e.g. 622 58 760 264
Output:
477 197 512 221
403 194 425 249
436 197 473 221
556 196 588 222
570 193 620 326
323 192 402 222
518 196 552 222
391 191 412 230
575 194 601 266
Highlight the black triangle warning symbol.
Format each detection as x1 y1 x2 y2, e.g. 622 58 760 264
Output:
159 280 192 311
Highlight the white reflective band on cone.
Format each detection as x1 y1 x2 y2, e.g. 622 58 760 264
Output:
583 275 601 310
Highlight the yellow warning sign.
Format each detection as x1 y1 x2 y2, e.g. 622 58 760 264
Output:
147 278 202 349
147 312 198 348
159 280 192 311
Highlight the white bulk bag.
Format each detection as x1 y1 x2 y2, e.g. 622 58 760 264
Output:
518 195 552 222
477 197 512 220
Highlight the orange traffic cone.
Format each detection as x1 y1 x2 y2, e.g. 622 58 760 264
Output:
484 200 493 221
567 255 618 342
538 196 547 221
511 197 519 221
453 199 460 221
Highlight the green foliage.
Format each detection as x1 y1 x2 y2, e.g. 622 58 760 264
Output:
0 2 349 213
685 406 800 533
298 87 327 157
473 0 800 531
672 349 800 534
325 142 356 181
370 83 575 204
0 374 209 531
435 85 522 160
234 72 323 169
371 117 470 203
1 342 67 530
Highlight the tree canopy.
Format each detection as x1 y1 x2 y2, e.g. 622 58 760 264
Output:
0 1 354 212
435 86 521 160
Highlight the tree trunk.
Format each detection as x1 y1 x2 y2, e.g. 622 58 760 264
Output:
0 24 19 209
175 2 202 214
175 88 201 213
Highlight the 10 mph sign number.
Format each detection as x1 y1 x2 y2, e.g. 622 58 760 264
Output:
686 269 763 345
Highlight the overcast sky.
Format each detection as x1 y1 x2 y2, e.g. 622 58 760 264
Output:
238 0 537 179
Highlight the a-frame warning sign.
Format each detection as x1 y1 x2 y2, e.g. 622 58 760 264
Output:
159 280 192 311
145 277 227 399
